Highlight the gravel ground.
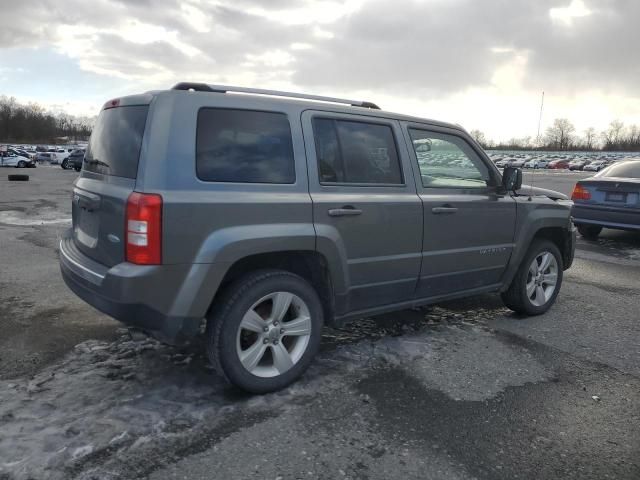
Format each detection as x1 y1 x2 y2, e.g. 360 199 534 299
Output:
0 166 638 480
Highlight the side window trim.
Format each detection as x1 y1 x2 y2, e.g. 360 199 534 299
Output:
312 115 406 187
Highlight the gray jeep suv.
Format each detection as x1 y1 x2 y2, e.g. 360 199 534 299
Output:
60 83 575 393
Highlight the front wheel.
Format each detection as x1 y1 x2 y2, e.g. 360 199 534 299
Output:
61 159 69 169
206 270 324 393
502 240 563 315
17 160 26 168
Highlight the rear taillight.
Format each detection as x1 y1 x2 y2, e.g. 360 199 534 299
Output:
571 184 591 201
126 192 162 265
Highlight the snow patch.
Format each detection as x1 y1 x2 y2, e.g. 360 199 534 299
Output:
0 209 71 226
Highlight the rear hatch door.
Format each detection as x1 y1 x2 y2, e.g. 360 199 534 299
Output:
72 100 150 267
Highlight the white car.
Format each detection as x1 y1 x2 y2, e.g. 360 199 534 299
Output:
524 159 550 169
495 158 513 168
0 152 35 168
35 152 60 164
584 160 607 172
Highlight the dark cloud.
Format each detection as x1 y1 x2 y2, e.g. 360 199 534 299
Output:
0 0 637 98
292 0 638 97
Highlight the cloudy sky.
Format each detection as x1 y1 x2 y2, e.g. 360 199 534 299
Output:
0 0 638 141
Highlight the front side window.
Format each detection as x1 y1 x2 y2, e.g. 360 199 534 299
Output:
409 129 490 189
196 109 295 184
313 118 403 185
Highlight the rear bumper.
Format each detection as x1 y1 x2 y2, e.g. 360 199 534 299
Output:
59 229 206 343
572 204 640 231
565 224 576 269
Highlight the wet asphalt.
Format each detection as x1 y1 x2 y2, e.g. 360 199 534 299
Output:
0 166 638 480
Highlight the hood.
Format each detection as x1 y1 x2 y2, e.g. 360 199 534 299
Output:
516 184 568 200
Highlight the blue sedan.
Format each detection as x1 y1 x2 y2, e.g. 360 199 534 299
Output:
571 160 640 239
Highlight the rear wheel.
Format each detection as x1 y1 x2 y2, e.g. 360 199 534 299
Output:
502 240 563 315
576 224 602 240
61 159 69 169
206 270 324 393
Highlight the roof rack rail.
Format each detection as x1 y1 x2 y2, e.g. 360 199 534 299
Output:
171 82 380 109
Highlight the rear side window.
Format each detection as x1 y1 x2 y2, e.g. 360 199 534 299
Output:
312 118 402 185
84 105 148 178
196 109 295 184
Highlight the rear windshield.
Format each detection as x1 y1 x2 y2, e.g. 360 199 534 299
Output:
596 161 640 178
84 105 148 178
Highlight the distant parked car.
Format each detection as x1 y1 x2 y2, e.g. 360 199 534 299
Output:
35 152 59 164
584 160 607 172
8 148 37 165
63 149 85 171
524 158 550 169
0 151 35 168
568 159 590 171
572 160 640 239
495 158 513 168
510 158 527 168
548 159 571 170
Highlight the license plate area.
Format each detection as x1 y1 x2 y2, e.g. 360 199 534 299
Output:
605 192 626 202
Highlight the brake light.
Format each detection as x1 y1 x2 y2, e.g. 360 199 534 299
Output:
103 98 120 110
126 192 162 265
571 184 591 201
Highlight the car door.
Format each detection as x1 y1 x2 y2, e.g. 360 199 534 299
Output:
402 123 517 299
302 111 423 314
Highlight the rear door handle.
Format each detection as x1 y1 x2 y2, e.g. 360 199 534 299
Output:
431 206 458 214
328 206 363 217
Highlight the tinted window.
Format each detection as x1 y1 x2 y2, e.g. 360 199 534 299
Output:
313 118 402 185
84 105 148 178
597 161 640 178
196 109 295 183
408 129 490 188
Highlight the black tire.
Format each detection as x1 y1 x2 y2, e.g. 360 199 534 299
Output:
576 224 602 240
61 159 69 169
206 270 324 393
8 174 29 181
501 239 563 315
17 160 26 168
74 166 81 172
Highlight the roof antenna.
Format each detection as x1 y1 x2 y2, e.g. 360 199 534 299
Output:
530 90 545 201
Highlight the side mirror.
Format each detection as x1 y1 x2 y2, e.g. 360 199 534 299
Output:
502 166 522 192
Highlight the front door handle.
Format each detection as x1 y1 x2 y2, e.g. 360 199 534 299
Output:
328 206 363 217
431 206 458 214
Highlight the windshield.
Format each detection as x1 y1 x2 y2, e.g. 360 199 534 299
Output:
84 105 148 178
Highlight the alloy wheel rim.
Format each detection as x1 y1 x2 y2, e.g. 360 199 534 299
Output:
526 251 559 307
236 291 312 378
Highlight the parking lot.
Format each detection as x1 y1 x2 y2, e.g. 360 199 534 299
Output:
1 166 639 479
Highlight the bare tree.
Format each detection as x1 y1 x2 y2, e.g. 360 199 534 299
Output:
583 127 597 150
469 129 488 148
545 118 575 150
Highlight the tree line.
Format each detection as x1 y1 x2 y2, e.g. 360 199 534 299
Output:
0 96 94 144
471 118 640 152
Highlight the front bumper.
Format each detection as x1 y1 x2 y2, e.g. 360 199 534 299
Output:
59 229 203 343
572 204 640 231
